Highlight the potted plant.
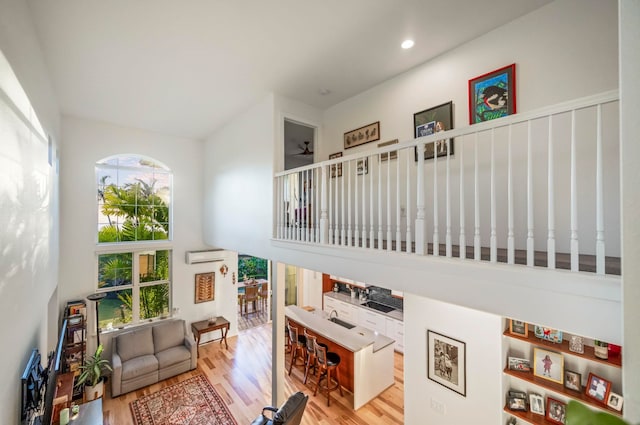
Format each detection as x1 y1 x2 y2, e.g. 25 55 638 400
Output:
566 400 634 425
75 344 112 401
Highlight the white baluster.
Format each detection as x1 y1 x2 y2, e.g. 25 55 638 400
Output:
547 115 556 269
433 144 439 256
570 110 579 271
507 125 515 264
369 155 374 247
347 160 352 246
355 157 359 247
527 121 534 266
595 104 605 274
378 154 383 250
303 169 307 243
406 149 412 253
445 138 452 257
474 133 481 260
415 143 426 255
459 136 466 260
362 156 367 247
341 162 347 246
490 129 497 262
386 154 392 251
396 153 401 252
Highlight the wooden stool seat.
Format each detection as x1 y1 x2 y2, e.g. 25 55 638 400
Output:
313 341 343 406
303 330 327 385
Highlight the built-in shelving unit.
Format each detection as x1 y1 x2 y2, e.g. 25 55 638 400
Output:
502 320 622 424
63 300 87 401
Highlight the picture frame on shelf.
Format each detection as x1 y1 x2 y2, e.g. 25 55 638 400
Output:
329 152 343 178
564 370 582 392
194 272 215 303
585 372 612 404
508 319 528 337
607 392 623 412
427 329 466 396
546 397 566 425
507 396 527 412
569 335 584 354
468 63 516 124
508 390 527 399
533 347 564 385
529 393 545 415
534 325 563 343
344 121 380 149
507 356 530 372
413 101 454 161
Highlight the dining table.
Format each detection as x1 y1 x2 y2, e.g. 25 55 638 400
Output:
237 279 268 315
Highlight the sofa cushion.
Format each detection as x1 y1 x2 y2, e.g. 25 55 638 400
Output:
155 345 191 369
117 327 154 362
153 320 185 353
122 354 158 381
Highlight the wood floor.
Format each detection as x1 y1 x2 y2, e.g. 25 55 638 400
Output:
101 322 404 425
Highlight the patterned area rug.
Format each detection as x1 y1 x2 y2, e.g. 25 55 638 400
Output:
130 375 238 425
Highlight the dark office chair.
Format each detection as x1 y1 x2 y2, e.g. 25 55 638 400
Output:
250 392 309 425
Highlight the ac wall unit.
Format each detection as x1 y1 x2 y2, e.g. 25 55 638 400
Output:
185 249 224 264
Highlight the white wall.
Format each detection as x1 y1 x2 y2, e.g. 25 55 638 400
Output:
321 0 619 255
0 1 61 423
59 116 218 351
404 293 502 425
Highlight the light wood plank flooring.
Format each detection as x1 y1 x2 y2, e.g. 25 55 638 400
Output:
102 322 404 425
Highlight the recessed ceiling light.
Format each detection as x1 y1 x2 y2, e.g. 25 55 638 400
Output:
401 39 415 49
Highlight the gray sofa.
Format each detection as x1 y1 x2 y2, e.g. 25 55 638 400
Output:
111 319 197 397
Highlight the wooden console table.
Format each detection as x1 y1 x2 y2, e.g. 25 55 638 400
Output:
191 316 230 357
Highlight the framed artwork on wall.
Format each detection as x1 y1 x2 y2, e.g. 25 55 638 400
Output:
329 152 343 178
413 101 454 161
344 121 380 149
468 63 516 124
194 272 215 303
427 330 466 396
378 139 399 161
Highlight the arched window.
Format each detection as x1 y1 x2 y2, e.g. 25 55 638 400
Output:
94 155 172 329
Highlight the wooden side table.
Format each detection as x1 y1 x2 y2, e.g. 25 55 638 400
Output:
191 316 230 357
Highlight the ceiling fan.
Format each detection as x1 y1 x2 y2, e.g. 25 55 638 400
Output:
296 141 314 156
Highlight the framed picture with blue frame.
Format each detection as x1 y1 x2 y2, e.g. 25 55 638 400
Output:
468 63 516 124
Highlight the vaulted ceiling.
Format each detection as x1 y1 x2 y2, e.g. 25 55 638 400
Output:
26 0 551 140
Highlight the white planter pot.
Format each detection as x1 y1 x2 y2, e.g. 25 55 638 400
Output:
84 379 104 401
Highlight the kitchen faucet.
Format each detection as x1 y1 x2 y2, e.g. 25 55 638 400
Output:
329 310 338 319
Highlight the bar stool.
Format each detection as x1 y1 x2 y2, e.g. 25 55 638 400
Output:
302 330 327 385
287 324 307 376
313 341 343 406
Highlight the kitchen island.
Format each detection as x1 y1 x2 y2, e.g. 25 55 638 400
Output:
285 305 395 410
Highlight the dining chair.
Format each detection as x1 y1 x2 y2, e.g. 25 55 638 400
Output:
244 285 259 316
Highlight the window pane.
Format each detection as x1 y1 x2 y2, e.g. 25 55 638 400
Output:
97 289 132 330
139 250 169 282
98 253 132 288
140 283 170 320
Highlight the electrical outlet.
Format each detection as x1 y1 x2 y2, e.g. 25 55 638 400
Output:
430 398 445 415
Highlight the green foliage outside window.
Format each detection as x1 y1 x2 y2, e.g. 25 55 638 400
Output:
238 255 268 280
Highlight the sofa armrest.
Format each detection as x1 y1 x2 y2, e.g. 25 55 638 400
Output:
184 333 197 370
111 351 123 397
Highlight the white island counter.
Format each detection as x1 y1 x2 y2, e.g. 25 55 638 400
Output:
285 305 395 410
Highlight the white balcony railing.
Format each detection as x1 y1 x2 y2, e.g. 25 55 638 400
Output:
274 91 620 275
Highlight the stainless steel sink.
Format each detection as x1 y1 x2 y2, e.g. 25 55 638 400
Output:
328 317 356 329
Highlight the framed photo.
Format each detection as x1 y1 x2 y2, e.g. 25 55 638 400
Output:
585 372 612 404
507 356 530 372
546 397 566 425
529 393 545 416
508 390 527 399
509 319 528 337
533 347 564 385
569 335 584 354
534 325 563 343
378 139 398 161
564 370 582 392
427 330 466 396
344 121 380 149
413 101 454 161
329 152 343 178
607 392 623 412
194 272 215 303
356 158 368 175
507 396 527 411
468 63 516 124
